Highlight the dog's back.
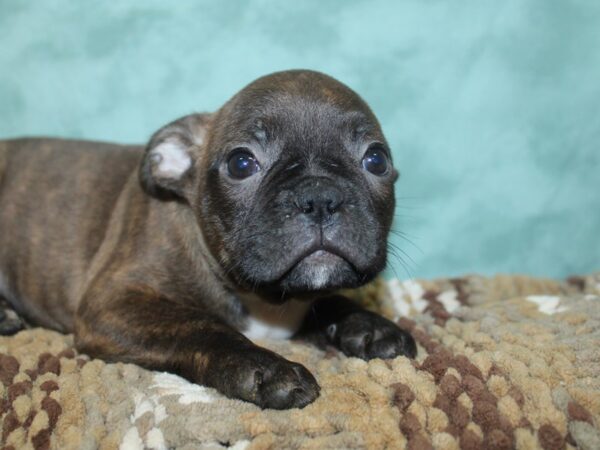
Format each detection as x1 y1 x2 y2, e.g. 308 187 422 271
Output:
0 138 143 330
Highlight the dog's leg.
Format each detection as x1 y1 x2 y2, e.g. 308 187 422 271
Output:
74 286 319 409
297 295 417 360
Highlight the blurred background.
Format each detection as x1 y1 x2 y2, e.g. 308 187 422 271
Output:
0 0 598 280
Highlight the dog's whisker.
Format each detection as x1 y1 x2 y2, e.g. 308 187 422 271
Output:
386 246 415 280
387 242 417 268
389 230 423 254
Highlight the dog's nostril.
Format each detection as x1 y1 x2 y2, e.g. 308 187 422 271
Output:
295 198 342 217
326 199 342 214
294 199 315 214
302 201 314 214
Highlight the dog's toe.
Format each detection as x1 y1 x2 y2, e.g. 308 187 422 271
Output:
210 347 320 410
332 311 417 360
369 330 417 359
258 362 320 409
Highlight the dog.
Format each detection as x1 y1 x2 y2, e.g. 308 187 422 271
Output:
0 70 416 409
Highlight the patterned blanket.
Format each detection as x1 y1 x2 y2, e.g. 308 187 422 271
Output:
1 272 599 449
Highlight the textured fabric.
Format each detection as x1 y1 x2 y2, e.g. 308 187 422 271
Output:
1 1 599 279
1 273 599 449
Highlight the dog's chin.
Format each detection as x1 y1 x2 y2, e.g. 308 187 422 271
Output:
256 250 365 302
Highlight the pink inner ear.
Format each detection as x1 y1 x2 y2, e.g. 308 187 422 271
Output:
152 141 192 179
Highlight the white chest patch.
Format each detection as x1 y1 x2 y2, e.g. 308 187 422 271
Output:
240 294 311 341
151 141 192 178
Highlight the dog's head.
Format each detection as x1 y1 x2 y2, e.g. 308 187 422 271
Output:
140 70 397 300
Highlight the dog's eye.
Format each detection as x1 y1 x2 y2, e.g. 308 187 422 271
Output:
227 148 260 179
361 145 389 176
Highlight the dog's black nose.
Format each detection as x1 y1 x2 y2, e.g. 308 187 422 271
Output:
294 178 344 223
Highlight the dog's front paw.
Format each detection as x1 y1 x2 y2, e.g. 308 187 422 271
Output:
328 311 416 360
208 347 320 410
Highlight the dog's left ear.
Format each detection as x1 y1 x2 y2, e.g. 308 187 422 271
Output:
139 113 211 200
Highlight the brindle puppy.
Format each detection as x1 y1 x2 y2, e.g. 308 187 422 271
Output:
0 70 416 409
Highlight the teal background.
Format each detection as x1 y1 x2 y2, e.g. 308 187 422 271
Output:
1 1 599 279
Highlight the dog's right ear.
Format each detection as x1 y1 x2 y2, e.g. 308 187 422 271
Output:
139 113 211 200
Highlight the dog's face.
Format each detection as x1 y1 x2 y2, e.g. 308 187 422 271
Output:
141 70 398 300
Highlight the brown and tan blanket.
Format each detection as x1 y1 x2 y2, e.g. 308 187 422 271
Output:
1 272 599 449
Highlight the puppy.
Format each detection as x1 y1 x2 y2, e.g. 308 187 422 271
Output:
0 70 416 409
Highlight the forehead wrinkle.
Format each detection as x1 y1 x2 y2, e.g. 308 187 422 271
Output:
256 99 369 144
217 88 386 167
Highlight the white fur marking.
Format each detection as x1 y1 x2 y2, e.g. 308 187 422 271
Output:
240 294 311 341
526 295 567 315
308 265 333 289
300 253 339 289
244 317 297 340
152 141 191 177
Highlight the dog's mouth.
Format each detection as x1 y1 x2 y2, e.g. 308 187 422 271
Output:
232 222 386 300
302 249 344 264
294 244 350 266
271 243 362 295
282 243 354 274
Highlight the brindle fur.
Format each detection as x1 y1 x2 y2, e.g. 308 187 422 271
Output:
0 70 415 409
